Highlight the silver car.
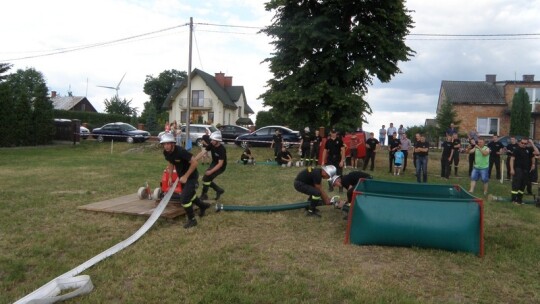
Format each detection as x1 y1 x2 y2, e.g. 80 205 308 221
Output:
180 124 221 146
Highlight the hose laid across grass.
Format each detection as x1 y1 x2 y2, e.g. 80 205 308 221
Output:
216 201 310 212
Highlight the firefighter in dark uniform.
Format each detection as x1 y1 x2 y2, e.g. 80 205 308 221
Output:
309 129 323 166
322 129 345 191
161 133 210 229
330 171 373 205
196 132 227 201
487 134 504 180
271 129 283 161
299 127 313 166
505 136 518 180
510 138 534 205
294 165 336 216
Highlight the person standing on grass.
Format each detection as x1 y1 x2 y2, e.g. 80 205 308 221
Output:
524 139 540 195
160 133 210 229
399 133 411 172
309 129 322 166
363 132 379 171
299 127 312 166
387 123 397 146
412 133 421 170
322 129 345 191
414 134 429 183
379 125 386 146
388 133 400 174
505 136 518 180
452 133 461 176
394 147 404 176
469 138 490 196
441 134 454 179
271 129 283 161
487 134 504 180
294 165 336 217
349 133 359 169
510 138 534 205
196 132 226 201
467 138 476 176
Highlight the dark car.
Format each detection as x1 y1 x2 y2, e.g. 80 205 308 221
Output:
220 125 250 142
92 122 150 143
235 125 301 148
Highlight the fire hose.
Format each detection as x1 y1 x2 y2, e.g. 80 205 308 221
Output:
215 201 310 212
14 180 179 304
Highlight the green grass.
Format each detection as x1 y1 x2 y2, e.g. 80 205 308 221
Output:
1 141 539 303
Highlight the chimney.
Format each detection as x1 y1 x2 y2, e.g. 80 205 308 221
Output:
224 76 232 87
523 74 535 82
51 91 57 98
485 74 496 83
215 72 225 88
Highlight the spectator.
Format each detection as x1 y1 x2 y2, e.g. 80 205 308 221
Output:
440 134 454 179
379 125 386 146
394 148 404 176
387 123 397 145
468 128 479 143
446 123 458 136
400 133 411 172
469 138 490 196
414 134 430 183
451 133 461 176
388 133 400 174
487 134 504 180
363 132 379 171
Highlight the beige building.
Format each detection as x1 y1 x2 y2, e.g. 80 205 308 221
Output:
162 68 254 126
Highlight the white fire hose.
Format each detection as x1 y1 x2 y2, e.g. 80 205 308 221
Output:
14 180 179 304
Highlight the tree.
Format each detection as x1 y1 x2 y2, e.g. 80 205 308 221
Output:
260 0 414 131
104 95 137 116
143 69 187 114
142 101 159 132
0 63 12 82
435 98 461 136
0 67 54 146
510 88 531 137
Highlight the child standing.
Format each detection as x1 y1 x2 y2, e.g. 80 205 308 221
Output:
394 147 404 175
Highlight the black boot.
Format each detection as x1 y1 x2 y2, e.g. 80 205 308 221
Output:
200 184 210 201
306 199 321 217
211 182 225 200
183 206 197 228
194 198 211 217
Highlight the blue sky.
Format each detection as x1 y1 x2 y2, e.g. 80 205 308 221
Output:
1 0 539 134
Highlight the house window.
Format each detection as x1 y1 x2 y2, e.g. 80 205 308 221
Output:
515 87 540 104
192 90 204 107
238 106 242 117
208 112 214 124
180 111 187 124
477 117 499 135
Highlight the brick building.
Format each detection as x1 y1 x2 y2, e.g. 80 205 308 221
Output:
437 74 540 140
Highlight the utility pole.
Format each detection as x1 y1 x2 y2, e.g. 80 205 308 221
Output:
186 17 193 148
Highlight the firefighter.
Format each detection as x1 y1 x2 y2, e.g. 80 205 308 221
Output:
293 165 337 217
196 132 227 201
161 133 210 229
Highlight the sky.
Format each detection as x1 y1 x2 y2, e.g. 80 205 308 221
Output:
1 0 540 134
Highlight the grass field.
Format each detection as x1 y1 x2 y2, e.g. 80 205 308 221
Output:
1 141 539 303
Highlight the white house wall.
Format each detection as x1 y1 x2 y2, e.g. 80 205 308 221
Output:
168 75 248 126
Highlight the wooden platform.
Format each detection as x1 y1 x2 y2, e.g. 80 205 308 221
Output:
78 193 187 219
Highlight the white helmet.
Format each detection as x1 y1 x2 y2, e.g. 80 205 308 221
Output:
330 175 341 185
209 131 222 142
160 133 176 144
321 165 337 178
304 127 310 132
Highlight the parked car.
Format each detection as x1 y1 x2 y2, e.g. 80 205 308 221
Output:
220 125 250 142
234 125 301 148
92 122 150 143
80 126 90 139
180 124 221 146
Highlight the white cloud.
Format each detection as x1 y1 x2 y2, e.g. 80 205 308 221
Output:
2 0 539 127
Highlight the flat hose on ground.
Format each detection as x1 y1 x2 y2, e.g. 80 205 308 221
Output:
14 180 179 304
215 201 310 212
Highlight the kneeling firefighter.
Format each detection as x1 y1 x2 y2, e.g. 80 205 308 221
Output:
293 165 337 217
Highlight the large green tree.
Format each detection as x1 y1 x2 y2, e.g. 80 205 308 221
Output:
260 0 414 131
0 67 54 146
510 88 531 136
143 69 187 114
435 98 461 136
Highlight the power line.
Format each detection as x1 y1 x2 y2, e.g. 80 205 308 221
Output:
3 21 540 62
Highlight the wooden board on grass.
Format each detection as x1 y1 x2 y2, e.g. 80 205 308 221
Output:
78 193 187 219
